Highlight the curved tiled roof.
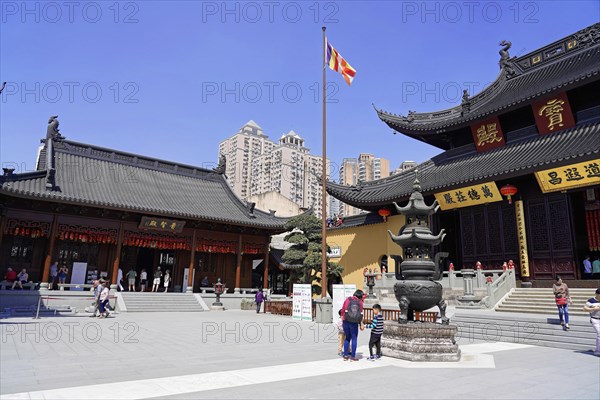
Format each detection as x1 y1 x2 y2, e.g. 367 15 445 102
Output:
376 23 600 142
1 139 290 229
326 121 600 210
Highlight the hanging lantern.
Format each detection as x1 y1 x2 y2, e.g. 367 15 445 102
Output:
500 184 518 204
378 208 391 222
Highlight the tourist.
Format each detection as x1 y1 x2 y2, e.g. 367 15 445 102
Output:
11 269 29 290
140 269 147 292
341 289 364 361
163 270 171 293
98 281 110 318
507 260 516 270
553 276 571 330
49 261 58 290
152 267 162 292
58 265 68 285
4 268 17 286
337 309 345 356
117 267 124 292
90 279 102 317
255 289 264 313
583 255 593 279
582 288 600 356
201 276 210 287
365 304 384 361
592 256 600 279
126 268 137 292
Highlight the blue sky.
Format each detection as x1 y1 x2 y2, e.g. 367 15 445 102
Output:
1 1 598 181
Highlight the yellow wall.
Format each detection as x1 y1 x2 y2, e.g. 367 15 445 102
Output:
327 214 405 289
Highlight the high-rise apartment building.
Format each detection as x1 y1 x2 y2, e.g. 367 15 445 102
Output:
218 121 331 218
338 153 390 217
391 160 418 175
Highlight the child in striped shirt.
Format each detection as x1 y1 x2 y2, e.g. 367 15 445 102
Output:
366 304 384 360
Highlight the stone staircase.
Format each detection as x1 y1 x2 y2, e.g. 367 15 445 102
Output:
452 313 597 352
119 292 205 312
496 288 595 316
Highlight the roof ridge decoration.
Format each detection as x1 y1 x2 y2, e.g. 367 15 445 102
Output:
43 115 64 191
375 23 600 139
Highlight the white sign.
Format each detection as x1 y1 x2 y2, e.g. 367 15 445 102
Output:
327 246 342 258
332 284 356 325
70 262 88 291
292 284 312 321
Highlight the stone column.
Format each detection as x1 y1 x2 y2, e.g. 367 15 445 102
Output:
461 269 476 300
234 235 242 294
187 230 197 293
110 221 124 290
40 215 58 289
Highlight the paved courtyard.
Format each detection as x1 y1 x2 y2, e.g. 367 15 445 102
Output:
1 310 598 399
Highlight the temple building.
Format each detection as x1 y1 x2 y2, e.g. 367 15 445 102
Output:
327 23 600 284
0 118 293 293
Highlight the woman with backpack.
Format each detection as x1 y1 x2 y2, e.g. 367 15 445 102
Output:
340 290 364 361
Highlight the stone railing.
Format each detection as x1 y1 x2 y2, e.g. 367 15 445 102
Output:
484 269 517 308
443 269 506 290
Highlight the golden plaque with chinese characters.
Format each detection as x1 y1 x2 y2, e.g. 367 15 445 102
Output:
434 181 503 211
535 159 600 193
139 216 186 233
532 92 575 135
470 116 505 153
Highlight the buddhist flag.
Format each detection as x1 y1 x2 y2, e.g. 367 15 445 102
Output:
326 39 356 86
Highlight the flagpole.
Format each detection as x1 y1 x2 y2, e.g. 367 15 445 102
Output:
321 26 328 298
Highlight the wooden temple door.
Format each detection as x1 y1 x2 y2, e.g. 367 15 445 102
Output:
526 194 576 280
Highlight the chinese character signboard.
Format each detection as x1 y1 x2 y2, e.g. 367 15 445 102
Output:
535 159 600 193
434 181 503 211
139 216 186 233
532 92 575 135
514 200 530 278
470 116 505 153
327 246 342 258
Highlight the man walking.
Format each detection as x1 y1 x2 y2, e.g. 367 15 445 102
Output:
152 267 162 292
255 289 264 313
117 267 124 292
126 268 137 292
583 255 593 279
583 288 600 356
90 279 103 317
49 261 58 290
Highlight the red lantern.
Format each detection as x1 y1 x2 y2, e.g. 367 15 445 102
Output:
500 184 518 204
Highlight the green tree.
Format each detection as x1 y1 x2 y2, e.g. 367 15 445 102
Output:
281 214 344 296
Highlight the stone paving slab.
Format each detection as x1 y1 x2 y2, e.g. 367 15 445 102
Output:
0 310 598 399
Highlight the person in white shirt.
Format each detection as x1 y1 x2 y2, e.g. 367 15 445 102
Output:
583 288 600 356
117 268 124 292
163 270 171 293
98 282 110 318
140 269 148 292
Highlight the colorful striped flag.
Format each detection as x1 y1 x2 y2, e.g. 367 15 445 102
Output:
326 39 356 86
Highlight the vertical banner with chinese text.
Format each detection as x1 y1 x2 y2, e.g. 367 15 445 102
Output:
470 116 506 153
532 92 575 135
514 200 530 278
